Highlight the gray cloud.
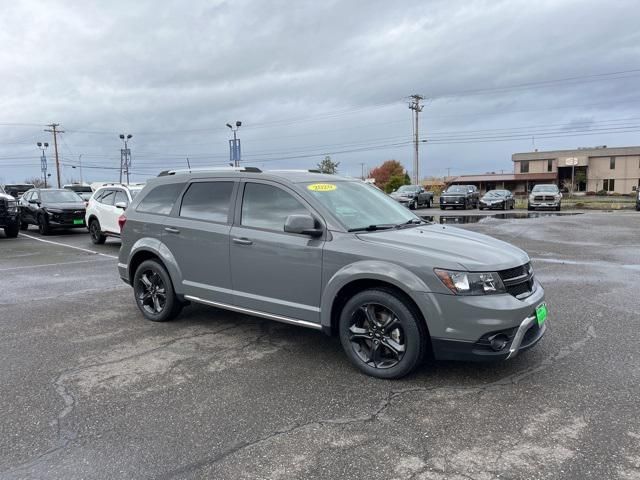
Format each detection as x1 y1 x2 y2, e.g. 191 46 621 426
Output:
1 0 639 183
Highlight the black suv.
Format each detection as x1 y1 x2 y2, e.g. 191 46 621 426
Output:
19 188 87 235
439 185 479 210
0 185 20 238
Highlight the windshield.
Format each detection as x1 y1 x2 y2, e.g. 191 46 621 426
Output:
303 181 418 231
485 190 506 197
396 185 419 193
532 185 559 193
445 186 466 193
41 190 85 203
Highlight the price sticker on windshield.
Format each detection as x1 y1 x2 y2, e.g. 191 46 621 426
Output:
307 183 337 192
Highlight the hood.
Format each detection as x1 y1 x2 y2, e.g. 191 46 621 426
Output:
481 195 504 201
391 191 415 198
43 202 86 211
441 192 466 197
357 224 529 271
0 192 15 202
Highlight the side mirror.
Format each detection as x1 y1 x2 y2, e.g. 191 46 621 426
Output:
28 199 38 204
284 214 323 237
115 201 127 210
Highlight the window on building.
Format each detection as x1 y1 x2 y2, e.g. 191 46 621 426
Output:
137 183 184 215
547 159 553 172
603 179 616 192
610 157 616 170
180 181 234 223
520 161 529 173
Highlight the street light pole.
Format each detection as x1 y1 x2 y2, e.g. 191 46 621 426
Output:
119 134 133 183
37 142 49 188
226 121 242 167
78 154 83 183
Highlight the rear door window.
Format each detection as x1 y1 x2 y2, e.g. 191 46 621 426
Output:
137 183 184 215
100 190 115 206
179 181 234 223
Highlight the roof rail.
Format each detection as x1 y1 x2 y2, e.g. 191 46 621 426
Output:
158 166 262 177
268 169 324 173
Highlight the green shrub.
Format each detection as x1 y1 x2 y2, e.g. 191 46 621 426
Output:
596 190 607 196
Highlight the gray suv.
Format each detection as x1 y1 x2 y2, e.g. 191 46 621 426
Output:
118 168 547 378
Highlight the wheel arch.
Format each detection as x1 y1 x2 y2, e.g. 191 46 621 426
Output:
321 261 431 338
126 239 183 294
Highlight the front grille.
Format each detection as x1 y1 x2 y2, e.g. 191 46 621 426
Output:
534 195 555 201
499 262 534 299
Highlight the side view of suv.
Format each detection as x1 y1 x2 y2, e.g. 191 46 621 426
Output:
85 183 144 244
118 168 547 379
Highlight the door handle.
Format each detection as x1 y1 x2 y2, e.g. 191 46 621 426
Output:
232 237 253 245
165 227 180 234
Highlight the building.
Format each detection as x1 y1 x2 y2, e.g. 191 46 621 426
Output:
447 145 640 195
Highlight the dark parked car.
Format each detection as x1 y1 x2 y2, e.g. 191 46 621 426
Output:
3 183 35 199
440 185 479 210
0 185 20 238
389 185 433 209
479 189 515 210
117 168 546 379
19 188 87 235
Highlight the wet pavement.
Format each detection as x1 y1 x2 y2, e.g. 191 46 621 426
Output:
420 211 583 224
1 211 639 479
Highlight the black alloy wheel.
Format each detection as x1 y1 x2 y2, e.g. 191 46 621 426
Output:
89 219 106 244
339 289 427 378
37 214 50 235
133 260 182 322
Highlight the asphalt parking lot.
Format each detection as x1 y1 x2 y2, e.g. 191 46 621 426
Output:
1 211 639 479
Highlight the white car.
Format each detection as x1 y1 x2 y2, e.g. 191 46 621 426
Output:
85 183 144 244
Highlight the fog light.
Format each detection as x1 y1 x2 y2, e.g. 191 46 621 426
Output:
489 334 509 351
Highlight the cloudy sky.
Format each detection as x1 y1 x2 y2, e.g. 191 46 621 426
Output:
1 0 639 185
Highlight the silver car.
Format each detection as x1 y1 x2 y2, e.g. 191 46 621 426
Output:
118 168 547 378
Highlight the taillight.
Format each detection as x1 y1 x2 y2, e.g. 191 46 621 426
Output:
118 214 127 232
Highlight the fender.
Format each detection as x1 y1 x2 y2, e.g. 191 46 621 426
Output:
127 238 184 294
320 260 430 330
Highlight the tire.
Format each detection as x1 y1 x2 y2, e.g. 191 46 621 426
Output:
20 221 29 230
556 204 561 211
37 214 51 235
426 198 431 208
89 219 107 245
133 259 182 322
503 202 507 210
440 205 445 210
4 222 19 238
339 288 428 379
479 206 484 211
527 204 533 211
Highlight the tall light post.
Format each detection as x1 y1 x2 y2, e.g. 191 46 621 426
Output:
78 154 84 183
37 142 49 188
226 121 242 167
119 134 133 183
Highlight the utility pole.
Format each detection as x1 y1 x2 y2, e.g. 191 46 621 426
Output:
409 95 424 185
44 123 64 188
78 154 83 183
359 162 365 180
446 167 451 179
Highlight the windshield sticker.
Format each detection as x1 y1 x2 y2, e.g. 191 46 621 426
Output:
307 183 337 192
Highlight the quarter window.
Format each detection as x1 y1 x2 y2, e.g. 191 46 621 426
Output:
180 181 234 223
241 183 308 231
137 183 184 215
114 190 129 206
520 161 529 173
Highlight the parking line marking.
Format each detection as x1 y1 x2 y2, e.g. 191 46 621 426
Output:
0 258 113 272
20 233 119 259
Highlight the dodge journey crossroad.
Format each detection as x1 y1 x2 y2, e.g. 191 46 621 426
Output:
118 168 547 378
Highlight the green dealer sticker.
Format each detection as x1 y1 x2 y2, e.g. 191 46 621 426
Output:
535 303 548 326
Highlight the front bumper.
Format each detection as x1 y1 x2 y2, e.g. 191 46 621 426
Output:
529 200 560 209
0 213 19 227
479 201 505 209
418 279 547 362
440 197 466 206
392 197 415 206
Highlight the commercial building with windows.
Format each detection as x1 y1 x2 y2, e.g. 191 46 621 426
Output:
447 145 640 195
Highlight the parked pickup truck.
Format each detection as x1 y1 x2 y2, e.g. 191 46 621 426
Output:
389 185 433 209
0 185 20 238
440 185 479 210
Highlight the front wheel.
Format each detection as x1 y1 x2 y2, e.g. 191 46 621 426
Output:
37 214 51 235
4 222 19 238
339 288 428 379
426 198 432 208
133 259 182 322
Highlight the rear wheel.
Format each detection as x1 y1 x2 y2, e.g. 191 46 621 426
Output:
527 204 533 211
426 198 432 208
89 219 107 245
20 220 29 230
37 214 51 235
133 259 182 322
339 288 428 379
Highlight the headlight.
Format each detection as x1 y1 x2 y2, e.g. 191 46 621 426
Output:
7 200 17 213
434 269 506 295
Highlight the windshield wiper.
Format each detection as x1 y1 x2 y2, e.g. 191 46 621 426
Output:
348 224 397 232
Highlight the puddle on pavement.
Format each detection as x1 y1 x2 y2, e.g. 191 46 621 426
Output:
421 212 583 225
